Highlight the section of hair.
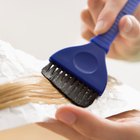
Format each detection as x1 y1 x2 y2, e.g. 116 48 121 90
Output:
0 75 68 109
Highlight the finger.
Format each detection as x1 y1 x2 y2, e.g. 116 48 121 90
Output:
109 35 139 60
88 0 105 23
81 25 95 41
37 119 87 140
81 9 95 32
133 5 140 20
94 0 127 34
110 16 140 59
56 106 122 140
107 110 140 121
106 43 120 59
119 15 140 40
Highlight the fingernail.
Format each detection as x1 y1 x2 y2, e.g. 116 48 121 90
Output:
122 17 132 33
94 20 104 35
57 111 77 125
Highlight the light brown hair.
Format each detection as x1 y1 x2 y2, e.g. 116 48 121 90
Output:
0 75 68 109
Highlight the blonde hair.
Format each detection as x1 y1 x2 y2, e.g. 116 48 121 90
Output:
0 75 68 109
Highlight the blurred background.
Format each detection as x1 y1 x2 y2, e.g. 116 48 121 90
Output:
0 0 139 140
0 0 86 59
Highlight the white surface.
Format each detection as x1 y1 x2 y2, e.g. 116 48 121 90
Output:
107 58 140 92
0 41 140 131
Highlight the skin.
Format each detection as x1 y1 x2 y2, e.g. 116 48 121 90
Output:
38 106 140 140
38 0 140 139
81 0 140 60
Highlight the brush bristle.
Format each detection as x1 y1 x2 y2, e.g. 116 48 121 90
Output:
41 62 98 107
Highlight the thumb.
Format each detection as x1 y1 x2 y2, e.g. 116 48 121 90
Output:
119 15 140 40
56 106 123 140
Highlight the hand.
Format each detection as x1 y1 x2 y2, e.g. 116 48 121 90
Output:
38 106 140 140
81 0 140 60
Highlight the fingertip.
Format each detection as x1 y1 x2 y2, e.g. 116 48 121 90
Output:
94 20 106 35
81 27 94 40
55 106 78 125
55 106 73 117
119 16 133 34
94 11 117 35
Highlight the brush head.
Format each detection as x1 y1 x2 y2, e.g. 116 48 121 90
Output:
42 62 98 107
42 42 107 107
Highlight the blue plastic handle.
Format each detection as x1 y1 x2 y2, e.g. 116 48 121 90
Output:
91 0 140 53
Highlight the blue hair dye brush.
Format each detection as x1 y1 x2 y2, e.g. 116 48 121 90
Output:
42 0 140 107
